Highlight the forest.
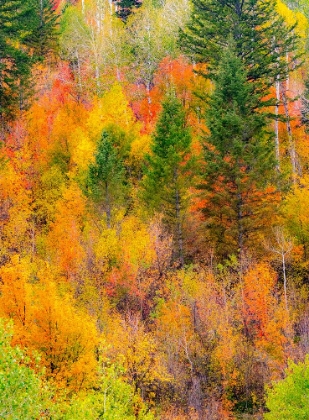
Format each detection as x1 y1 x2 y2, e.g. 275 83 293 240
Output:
1 0 309 418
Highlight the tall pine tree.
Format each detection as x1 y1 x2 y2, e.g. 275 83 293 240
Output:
26 0 58 60
142 94 193 265
201 46 278 258
0 1 34 122
181 0 300 100
87 129 127 228
0 0 58 124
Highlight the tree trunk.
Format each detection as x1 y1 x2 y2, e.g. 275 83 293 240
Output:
174 168 184 266
236 183 244 260
281 81 299 184
105 182 111 228
282 252 288 312
275 77 280 171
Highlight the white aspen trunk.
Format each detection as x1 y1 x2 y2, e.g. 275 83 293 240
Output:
89 28 101 94
286 52 290 91
95 62 101 93
281 82 298 185
108 0 114 14
275 77 280 171
96 10 101 32
76 50 82 97
282 252 288 312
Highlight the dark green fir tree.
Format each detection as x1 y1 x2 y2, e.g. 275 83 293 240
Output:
87 129 127 228
201 46 278 258
0 0 34 123
181 0 300 100
26 0 58 60
113 0 141 21
142 94 193 266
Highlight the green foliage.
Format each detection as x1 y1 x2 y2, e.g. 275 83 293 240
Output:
114 0 142 21
142 94 193 263
265 356 309 419
143 94 192 213
53 364 155 420
26 0 58 59
87 129 127 227
201 45 277 256
0 0 34 120
181 0 301 96
0 319 45 419
0 0 58 121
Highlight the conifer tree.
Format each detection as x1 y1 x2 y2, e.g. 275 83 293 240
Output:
26 0 58 60
0 1 34 122
142 94 192 265
114 0 141 21
88 129 126 228
0 0 58 124
181 0 300 98
201 46 277 258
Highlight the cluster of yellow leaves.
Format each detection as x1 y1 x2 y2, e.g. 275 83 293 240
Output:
87 83 140 141
0 159 32 258
0 256 99 391
277 0 308 41
100 314 169 403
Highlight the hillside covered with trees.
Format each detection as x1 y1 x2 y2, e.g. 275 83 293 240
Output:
1 0 309 418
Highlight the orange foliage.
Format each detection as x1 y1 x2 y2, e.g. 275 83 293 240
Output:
0 256 98 391
243 262 289 364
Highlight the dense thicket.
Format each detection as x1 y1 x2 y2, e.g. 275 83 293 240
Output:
0 0 309 418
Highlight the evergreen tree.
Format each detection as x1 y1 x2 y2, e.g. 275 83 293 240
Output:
114 0 142 21
0 1 34 122
181 0 300 98
26 0 58 60
142 94 192 265
0 0 57 124
201 46 277 258
88 129 127 228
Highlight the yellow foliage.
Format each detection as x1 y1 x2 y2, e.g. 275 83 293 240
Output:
0 161 32 257
0 258 99 391
282 176 309 253
69 126 96 171
120 215 155 271
129 134 151 168
87 83 139 140
94 224 121 272
102 315 169 401
277 0 308 40
31 280 98 390
0 256 33 345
